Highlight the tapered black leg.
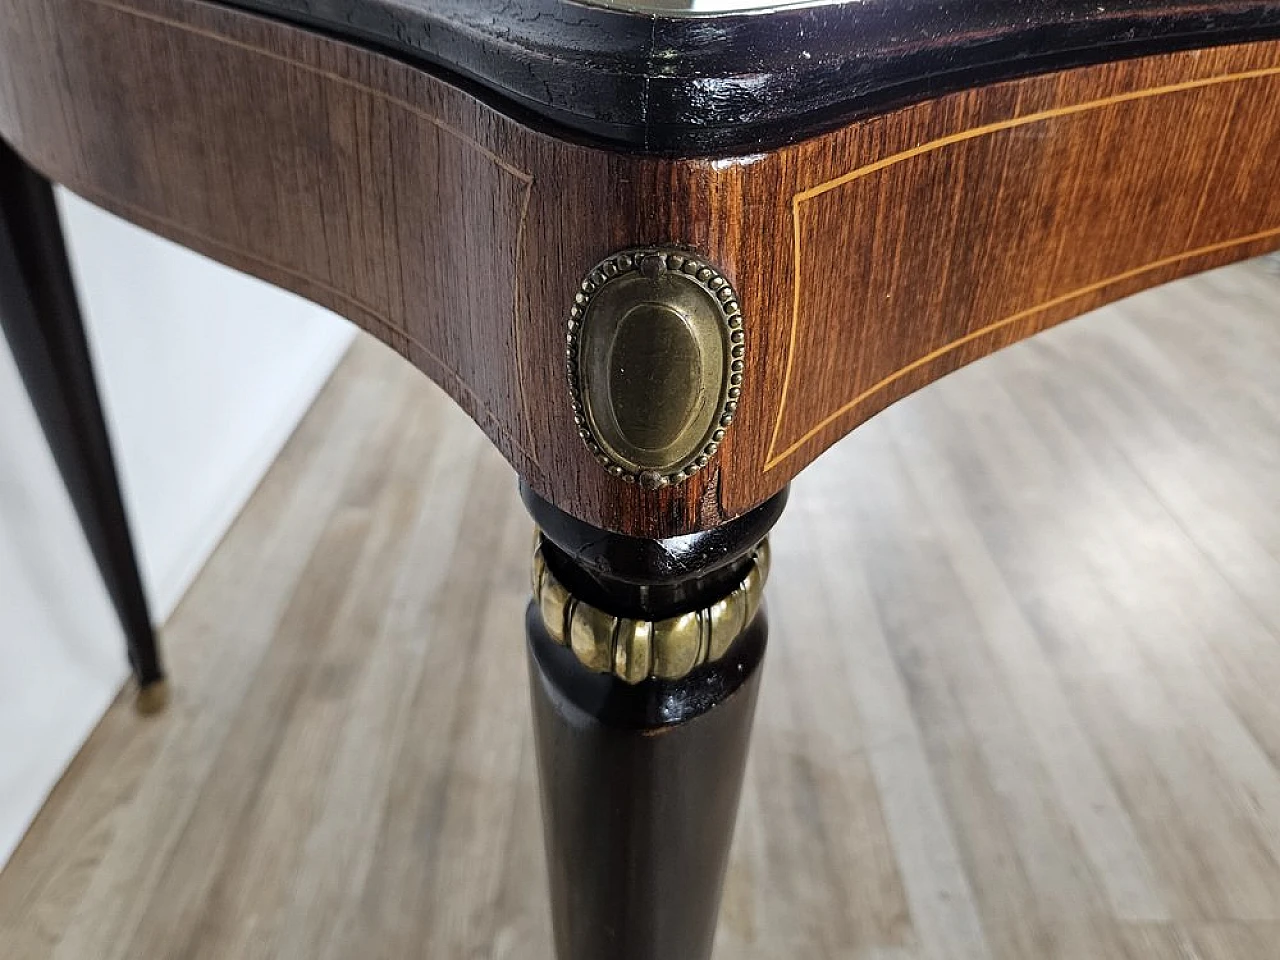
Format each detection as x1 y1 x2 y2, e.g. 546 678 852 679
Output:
0 140 167 714
523 484 785 960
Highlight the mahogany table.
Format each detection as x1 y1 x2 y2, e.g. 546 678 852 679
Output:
3 0 1280 956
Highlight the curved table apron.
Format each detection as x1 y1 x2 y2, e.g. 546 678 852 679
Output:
1 1 1277 958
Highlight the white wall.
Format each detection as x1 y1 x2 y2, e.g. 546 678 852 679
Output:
0 191 355 866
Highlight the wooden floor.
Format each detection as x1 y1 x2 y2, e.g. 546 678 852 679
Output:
4 258 1280 959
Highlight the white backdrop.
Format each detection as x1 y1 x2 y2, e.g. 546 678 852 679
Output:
0 191 355 866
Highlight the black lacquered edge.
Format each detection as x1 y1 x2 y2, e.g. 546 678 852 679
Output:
522 482 786 619
220 0 1280 154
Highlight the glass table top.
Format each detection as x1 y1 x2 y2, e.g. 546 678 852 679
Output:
576 0 824 14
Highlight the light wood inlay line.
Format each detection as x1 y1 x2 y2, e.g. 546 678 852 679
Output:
65 172 534 459
795 64 1280 207
88 0 534 184
765 223 1280 470
83 0 540 453
512 182 536 450
765 62 1280 470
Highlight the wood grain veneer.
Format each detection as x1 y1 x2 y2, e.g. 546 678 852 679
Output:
2 0 1278 537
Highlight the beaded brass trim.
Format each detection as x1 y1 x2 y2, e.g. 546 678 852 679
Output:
567 248 744 488
530 536 770 684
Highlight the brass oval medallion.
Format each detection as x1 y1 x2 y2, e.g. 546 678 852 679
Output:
607 302 705 455
567 249 743 487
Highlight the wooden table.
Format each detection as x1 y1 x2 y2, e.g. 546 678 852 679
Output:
3 1 1279 956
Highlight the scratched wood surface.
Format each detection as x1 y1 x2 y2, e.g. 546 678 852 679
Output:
2 0 1279 538
2 256 1279 959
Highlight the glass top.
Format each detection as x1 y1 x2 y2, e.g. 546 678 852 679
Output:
575 0 825 15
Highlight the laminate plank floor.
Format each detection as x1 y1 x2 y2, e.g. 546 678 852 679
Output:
3 256 1280 959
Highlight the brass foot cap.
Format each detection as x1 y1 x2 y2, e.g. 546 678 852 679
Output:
135 679 170 716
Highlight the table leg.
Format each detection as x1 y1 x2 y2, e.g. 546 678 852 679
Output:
0 140 167 714
522 484 784 960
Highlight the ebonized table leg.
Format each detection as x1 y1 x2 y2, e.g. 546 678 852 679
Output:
522 484 785 960
0 140 167 714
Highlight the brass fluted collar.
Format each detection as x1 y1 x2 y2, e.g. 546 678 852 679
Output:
531 535 770 684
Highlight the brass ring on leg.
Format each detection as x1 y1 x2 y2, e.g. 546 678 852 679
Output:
531 534 770 684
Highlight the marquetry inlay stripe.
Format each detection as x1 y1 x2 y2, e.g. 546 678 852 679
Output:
765 62 1280 471
82 0 540 453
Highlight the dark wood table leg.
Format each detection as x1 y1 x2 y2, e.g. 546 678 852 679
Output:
522 484 785 960
0 140 167 714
